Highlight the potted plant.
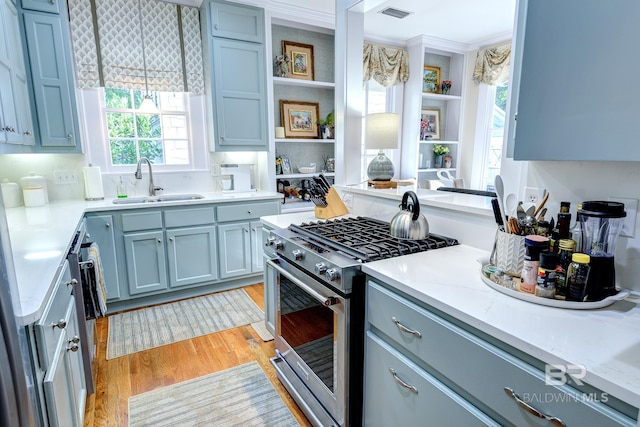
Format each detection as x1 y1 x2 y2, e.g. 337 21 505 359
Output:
433 144 449 168
317 110 335 139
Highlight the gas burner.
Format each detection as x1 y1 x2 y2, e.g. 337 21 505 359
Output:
290 216 458 262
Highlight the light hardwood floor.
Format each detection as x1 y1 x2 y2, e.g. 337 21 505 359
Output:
83 283 311 427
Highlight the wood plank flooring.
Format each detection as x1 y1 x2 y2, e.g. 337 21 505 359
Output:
83 283 311 427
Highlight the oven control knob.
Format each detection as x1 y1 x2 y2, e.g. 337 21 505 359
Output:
265 236 276 247
315 262 328 275
274 240 284 250
325 268 340 282
292 249 304 260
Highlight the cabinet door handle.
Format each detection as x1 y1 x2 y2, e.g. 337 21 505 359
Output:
504 387 565 427
157 238 162 243
66 278 78 287
24 130 33 136
70 335 80 344
244 228 249 233
389 368 418 394
247 210 252 214
391 316 422 338
169 237 174 242
105 222 110 228
53 319 67 329
66 343 79 352
67 133 73 139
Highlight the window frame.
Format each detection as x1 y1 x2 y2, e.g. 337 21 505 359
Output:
79 88 209 174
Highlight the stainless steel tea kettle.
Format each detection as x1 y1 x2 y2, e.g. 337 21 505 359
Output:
390 191 429 240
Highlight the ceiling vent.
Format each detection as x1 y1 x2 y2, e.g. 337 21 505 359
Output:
378 7 412 19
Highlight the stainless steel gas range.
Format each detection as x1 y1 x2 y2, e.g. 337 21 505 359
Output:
264 217 458 426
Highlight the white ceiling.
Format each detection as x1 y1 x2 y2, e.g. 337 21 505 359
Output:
271 0 516 46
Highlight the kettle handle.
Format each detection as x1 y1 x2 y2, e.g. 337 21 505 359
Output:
401 191 420 221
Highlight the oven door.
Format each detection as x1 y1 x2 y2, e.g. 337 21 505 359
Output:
266 256 347 426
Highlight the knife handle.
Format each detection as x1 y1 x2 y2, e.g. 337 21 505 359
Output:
491 198 505 231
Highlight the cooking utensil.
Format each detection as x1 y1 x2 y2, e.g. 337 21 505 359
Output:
533 191 549 218
389 191 429 240
318 174 332 191
537 207 548 222
517 201 526 221
494 175 507 225
505 193 518 218
313 177 328 195
491 198 505 231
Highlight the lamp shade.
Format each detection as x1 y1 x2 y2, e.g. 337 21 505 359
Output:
365 113 400 150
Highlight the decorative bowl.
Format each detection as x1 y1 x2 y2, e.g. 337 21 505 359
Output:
298 165 316 174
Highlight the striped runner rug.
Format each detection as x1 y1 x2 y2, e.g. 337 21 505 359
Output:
107 288 264 359
128 362 300 427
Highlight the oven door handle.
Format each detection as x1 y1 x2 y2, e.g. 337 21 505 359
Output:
266 259 339 307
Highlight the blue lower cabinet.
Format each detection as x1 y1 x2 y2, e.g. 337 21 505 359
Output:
166 226 218 288
217 222 251 278
364 332 499 426
124 230 168 296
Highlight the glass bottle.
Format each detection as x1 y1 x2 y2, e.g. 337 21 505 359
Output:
555 239 575 300
536 251 558 298
566 253 591 302
571 203 583 253
520 235 549 294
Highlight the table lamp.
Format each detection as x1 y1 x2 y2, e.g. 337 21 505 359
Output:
365 113 399 181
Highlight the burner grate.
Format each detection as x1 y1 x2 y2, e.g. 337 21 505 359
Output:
291 216 457 262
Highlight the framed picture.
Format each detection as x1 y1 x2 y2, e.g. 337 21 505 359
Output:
422 65 441 94
282 40 315 81
280 100 320 138
420 108 441 140
281 157 292 174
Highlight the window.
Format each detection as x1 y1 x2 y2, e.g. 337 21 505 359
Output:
361 79 397 182
472 82 508 191
105 89 189 166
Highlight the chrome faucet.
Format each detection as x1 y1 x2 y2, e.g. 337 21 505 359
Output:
135 157 163 196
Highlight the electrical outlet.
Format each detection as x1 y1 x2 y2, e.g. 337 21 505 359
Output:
53 170 79 184
524 187 540 204
608 197 638 238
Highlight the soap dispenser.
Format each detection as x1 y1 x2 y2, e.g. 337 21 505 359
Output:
117 176 128 198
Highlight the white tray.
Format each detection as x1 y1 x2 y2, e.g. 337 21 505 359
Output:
480 266 630 309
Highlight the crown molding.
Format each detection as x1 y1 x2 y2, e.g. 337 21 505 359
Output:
406 34 471 53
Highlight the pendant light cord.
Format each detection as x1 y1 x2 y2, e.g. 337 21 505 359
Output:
137 0 150 96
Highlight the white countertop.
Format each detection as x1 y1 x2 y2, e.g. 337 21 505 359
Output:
362 245 640 410
6 191 282 325
262 211 640 410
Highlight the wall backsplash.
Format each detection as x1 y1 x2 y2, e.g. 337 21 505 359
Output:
528 161 640 293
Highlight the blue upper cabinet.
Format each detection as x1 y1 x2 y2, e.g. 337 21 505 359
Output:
207 0 264 43
20 0 61 14
507 0 640 161
21 9 81 152
201 0 268 152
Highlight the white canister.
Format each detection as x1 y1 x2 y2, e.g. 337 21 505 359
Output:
20 172 48 204
23 186 46 207
1 179 21 208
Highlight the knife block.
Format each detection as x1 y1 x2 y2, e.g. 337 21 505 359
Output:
315 187 348 219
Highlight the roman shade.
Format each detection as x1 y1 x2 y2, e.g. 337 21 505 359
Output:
472 43 511 86
363 42 410 87
68 0 204 94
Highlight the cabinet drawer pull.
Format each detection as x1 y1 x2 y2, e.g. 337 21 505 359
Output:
24 130 33 136
67 133 73 139
504 387 565 427
53 319 67 329
66 278 78 287
66 343 79 352
389 368 418 394
391 316 422 338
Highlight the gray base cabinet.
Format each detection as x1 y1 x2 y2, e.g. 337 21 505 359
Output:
30 260 86 427
86 199 279 311
364 279 637 426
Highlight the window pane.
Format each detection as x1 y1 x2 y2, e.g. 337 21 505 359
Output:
139 140 164 163
133 90 158 110
165 140 189 164
136 114 161 138
105 88 132 109
110 139 137 165
161 115 187 139
107 112 135 138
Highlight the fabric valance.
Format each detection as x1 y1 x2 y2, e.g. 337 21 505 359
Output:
68 0 204 94
363 43 409 87
472 43 511 86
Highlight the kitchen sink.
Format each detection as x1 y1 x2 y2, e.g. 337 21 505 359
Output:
112 193 205 204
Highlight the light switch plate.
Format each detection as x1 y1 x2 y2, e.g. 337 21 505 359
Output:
608 197 638 238
53 170 79 184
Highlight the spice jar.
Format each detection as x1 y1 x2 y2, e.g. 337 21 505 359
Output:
566 253 591 302
520 235 549 294
536 252 558 298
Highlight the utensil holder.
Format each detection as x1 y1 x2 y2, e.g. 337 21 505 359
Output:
494 229 525 276
315 187 348 219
